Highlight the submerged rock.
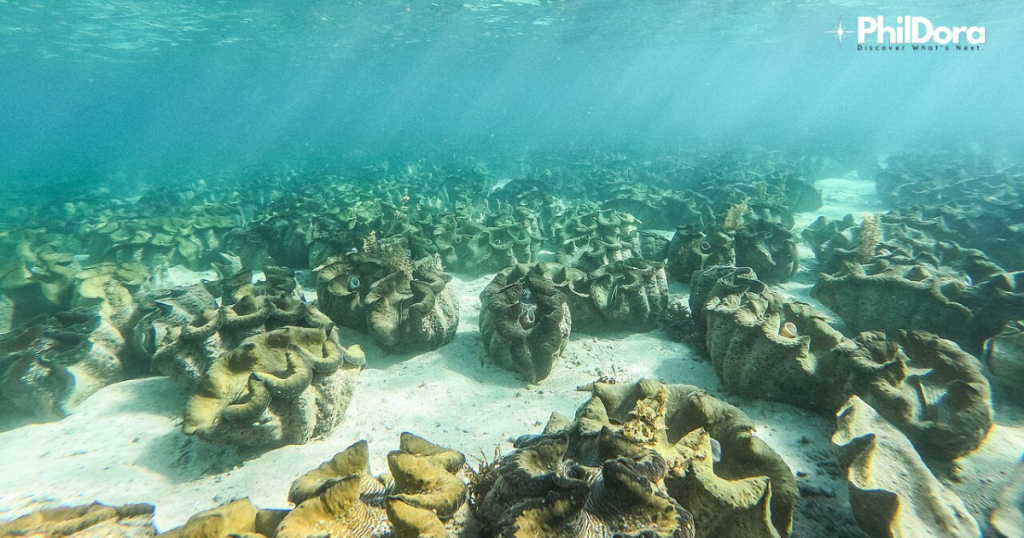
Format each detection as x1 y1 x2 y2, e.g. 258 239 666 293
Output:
991 456 1024 538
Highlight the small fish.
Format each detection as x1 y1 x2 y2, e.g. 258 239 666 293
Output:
347 247 359 254
348 275 360 291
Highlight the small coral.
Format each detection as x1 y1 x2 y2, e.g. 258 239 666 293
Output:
377 236 414 279
465 446 503 513
362 230 379 255
621 384 668 445
855 212 881 263
723 198 749 233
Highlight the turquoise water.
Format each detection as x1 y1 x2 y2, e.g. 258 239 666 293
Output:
2 1 1023 186
1 2 1023 538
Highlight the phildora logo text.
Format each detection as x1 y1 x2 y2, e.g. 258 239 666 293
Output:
847 16 985 51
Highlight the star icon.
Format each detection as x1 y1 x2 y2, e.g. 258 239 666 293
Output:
827 17 854 47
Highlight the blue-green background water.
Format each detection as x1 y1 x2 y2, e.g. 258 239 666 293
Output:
2 0 1022 188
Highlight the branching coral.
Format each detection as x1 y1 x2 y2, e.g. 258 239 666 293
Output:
362 230 379 255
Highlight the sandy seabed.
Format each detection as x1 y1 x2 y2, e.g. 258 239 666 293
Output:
0 177 1020 537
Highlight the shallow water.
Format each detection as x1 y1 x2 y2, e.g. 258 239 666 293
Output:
1 2 1023 538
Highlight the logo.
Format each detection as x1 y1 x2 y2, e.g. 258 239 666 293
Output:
827 17 854 47
830 16 985 51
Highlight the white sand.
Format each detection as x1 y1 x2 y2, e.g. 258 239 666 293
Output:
0 176 1019 537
